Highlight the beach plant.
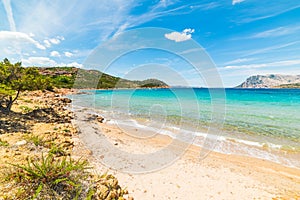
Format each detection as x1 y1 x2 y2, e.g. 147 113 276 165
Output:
26 135 45 147
49 143 67 156
19 105 33 113
0 139 9 147
23 99 33 103
7 154 89 199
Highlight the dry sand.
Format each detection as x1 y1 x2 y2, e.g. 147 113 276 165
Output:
73 109 300 200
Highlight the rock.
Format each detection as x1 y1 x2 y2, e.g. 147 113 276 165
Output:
97 116 105 123
15 140 27 146
60 98 72 104
237 74 300 88
106 177 118 188
96 184 109 199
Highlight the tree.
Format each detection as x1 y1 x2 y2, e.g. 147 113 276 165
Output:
0 58 52 112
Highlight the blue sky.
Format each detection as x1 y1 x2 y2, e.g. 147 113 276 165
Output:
1 0 300 87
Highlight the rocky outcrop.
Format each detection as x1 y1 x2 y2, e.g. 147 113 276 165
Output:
236 74 300 88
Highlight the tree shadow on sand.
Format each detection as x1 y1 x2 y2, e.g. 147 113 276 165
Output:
0 108 69 134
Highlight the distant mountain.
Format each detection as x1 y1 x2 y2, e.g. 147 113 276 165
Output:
236 74 300 88
37 67 168 89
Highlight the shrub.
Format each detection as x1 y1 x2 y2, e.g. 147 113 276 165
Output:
7 154 89 199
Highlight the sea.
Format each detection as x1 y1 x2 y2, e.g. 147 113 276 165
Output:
69 88 300 168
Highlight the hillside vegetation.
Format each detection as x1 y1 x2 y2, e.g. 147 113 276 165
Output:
275 83 300 88
39 67 168 89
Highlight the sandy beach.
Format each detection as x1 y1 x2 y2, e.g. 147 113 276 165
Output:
73 108 300 200
1 90 299 199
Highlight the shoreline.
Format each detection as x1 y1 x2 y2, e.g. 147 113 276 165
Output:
69 101 300 170
72 106 300 199
68 87 300 170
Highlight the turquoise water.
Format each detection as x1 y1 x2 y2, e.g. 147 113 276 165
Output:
71 88 300 167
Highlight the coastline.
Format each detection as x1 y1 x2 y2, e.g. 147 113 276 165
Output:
72 106 300 199
70 88 300 169
2 89 299 199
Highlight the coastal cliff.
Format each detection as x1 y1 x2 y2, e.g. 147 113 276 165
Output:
236 74 300 88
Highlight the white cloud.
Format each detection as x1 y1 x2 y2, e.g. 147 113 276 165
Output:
0 31 45 49
225 58 256 65
57 36 65 41
64 51 73 57
22 56 83 68
49 38 61 44
64 62 83 68
232 0 245 5
164 28 195 42
22 57 57 66
43 39 51 48
43 36 64 48
50 51 60 57
224 59 300 70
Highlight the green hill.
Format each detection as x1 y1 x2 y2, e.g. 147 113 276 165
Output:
38 67 168 89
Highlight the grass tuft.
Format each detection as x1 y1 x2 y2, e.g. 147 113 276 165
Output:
7 154 89 199
49 144 67 156
26 135 45 147
0 139 9 147
19 105 33 113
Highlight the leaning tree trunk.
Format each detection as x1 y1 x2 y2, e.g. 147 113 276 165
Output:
5 90 20 113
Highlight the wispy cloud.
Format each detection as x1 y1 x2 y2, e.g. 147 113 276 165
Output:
189 2 220 10
232 0 245 6
224 41 300 58
238 4 300 23
109 1 194 38
165 28 195 42
2 0 16 31
0 31 45 50
250 25 300 38
224 59 300 70
224 58 256 65
243 41 300 57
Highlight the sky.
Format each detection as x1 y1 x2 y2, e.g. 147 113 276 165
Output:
0 0 300 87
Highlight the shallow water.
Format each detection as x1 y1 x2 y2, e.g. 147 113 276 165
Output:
70 88 300 168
